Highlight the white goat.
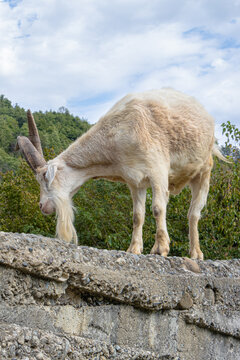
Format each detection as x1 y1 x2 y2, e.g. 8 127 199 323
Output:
17 88 227 259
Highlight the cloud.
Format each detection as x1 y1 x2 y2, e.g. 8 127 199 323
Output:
0 0 239 144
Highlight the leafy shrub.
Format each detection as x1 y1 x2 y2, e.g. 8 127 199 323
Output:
0 161 55 236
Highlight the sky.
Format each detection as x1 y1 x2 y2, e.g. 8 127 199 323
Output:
0 0 240 144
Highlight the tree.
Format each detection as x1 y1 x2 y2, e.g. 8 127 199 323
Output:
221 121 240 161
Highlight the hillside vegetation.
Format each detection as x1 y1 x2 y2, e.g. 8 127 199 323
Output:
0 95 239 259
0 95 90 172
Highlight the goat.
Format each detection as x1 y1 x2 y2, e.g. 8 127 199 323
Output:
17 88 228 259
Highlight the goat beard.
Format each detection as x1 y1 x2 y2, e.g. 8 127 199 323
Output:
54 195 78 245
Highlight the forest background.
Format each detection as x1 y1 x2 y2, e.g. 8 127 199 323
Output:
0 95 239 259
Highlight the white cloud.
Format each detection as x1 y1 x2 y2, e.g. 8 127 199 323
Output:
0 0 239 145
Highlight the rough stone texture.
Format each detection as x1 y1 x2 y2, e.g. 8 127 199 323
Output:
0 231 239 359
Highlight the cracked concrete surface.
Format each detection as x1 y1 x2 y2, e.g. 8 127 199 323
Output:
0 231 239 359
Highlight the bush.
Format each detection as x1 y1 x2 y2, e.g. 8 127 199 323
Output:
0 161 55 236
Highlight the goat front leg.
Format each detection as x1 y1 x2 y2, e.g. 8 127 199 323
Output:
150 179 170 257
127 186 146 255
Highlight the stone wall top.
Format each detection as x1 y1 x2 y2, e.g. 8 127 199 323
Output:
0 231 239 312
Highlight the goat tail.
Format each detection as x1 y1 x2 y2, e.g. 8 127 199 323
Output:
212 143 232 163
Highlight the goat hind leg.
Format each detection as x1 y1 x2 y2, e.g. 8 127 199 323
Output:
188 166 212 260
127 186 146 255
150 180 170 257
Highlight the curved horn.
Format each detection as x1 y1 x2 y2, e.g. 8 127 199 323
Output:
27 110 44 156
17 136 46 172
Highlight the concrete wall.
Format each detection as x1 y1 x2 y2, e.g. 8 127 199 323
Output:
0 231 239 359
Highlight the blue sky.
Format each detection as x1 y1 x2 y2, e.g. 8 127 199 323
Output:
0 0 240 144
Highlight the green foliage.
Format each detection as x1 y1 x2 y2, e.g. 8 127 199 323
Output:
0 96 239 260
0 148 20 172
222 121 240 145
0 115 19 152
200 158 239 259
221 121 240 161
0 161 56 236
74 180 133 250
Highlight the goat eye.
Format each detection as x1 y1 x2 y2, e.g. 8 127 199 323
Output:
43 171 48 181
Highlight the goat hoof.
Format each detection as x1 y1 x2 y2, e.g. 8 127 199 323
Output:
127 244 142 255
190 249 204 260
150 243 169 257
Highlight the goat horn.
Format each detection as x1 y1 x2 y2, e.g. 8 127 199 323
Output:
27 110 44 156
17 136 46 172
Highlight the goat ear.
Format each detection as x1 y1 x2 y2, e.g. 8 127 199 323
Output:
45 164 58 187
